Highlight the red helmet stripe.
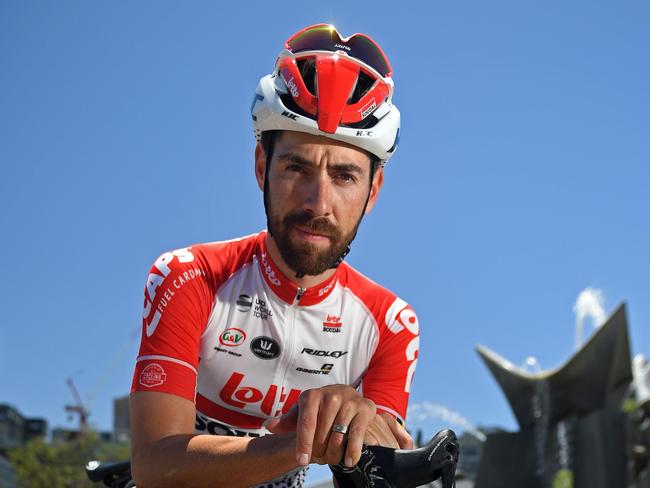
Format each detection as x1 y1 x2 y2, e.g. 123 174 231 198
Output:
315 55 360 134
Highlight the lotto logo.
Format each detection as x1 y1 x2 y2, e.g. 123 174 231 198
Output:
219 372 301 417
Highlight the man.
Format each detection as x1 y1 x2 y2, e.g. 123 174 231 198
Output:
130 24 420 487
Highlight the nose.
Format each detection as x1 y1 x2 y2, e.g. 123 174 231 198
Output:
302 172 333 217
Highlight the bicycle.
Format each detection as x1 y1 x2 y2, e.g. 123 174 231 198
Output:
86 428 459 488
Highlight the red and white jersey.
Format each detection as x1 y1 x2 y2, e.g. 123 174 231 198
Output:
131 231 419 486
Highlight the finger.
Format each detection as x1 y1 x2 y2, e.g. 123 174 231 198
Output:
311 392 342 458
364 414 398 448
295 390 321 466
343 401 376 467
380 412 413 449
264 403 298 434
324 401 357 465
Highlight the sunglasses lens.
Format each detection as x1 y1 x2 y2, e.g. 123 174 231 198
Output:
287 25 337 53
286 25 391 77
348 36 391 76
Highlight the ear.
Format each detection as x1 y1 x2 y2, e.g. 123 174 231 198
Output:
364 167 384 215
254 143 266 192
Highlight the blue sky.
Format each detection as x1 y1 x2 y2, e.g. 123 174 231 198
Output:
1 0 648 483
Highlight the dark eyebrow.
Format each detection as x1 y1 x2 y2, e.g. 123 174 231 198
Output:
276 151 366 175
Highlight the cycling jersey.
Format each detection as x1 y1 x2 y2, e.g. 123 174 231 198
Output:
131 231 419 487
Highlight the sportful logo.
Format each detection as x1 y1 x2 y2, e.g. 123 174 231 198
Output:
260 253 281 286
219 372 301 417
143 248 195 337
322 314 342 333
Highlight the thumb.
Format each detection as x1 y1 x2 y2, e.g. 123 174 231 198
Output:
264 403 299 434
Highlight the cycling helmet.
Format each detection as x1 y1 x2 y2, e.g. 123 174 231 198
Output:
251 24 400 164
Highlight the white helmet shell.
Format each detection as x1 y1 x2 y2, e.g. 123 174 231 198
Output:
251 72 400 163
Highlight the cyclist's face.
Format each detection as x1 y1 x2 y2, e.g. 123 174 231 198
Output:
256 131 383 276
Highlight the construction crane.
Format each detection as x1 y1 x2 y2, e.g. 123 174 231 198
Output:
65 377 90 432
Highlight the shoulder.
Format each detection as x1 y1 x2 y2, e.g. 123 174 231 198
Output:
188 232 260 275
338 263 418 335
150 232 261 279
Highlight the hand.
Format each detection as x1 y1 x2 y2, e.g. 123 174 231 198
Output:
363 412 414 449
265 385 376 468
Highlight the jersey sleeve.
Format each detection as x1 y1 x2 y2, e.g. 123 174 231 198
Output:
131 246 216 402
361 298 420 424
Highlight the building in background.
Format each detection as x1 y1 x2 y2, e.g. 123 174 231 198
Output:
113 395 130 442
0 404 47 451
0 404 47 488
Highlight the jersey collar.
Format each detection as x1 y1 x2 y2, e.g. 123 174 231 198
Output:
256 231 340 306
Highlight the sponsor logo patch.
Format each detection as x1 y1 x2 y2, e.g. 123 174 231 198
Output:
250 336 281 360
236 294 252 312
219 372 301 416
322 314 342 333
139 363 167 387
360 98 377 118
301 348 348 359
220 328 246 347
260 253 281 286
296 363 334 375
253 298 273 320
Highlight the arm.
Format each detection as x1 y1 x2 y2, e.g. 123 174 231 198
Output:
130 391 300 488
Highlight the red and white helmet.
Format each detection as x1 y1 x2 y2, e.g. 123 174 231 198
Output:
251 24 400 164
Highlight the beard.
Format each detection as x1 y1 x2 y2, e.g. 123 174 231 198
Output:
268 207 360 277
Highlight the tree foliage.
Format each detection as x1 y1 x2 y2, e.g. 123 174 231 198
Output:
7 432 130 488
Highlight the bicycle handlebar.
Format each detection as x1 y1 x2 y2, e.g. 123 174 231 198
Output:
86 429 459 488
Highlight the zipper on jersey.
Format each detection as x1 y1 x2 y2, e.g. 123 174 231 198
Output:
271 287 305 418
295 287 305 303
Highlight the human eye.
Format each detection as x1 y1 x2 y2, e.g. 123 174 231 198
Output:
285 163 305 174
334 171 358 184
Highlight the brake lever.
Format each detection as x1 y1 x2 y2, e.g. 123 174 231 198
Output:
329 428 459 488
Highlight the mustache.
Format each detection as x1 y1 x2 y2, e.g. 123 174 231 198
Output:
283 212 341 239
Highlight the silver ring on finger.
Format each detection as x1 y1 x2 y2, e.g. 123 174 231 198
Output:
331 424 349 435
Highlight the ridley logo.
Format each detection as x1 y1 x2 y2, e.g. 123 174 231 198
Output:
260 253 281 286
322 314 342 333
219 372 301 416
139 363 167 387
301 348 348 359
220 328 246 347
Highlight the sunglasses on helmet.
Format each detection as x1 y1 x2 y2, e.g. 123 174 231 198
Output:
285 24 393 78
